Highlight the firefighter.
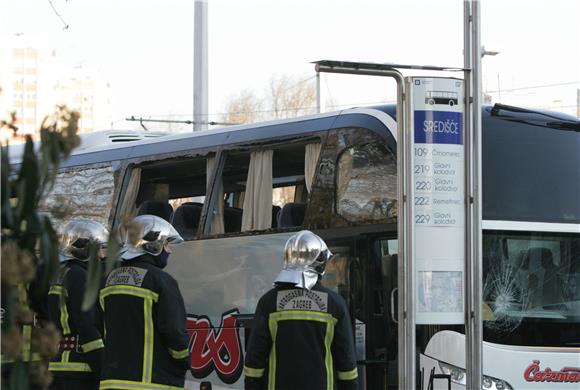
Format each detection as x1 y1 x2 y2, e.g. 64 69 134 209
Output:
99 214 190 390
47 219 109 390
244 230 359 390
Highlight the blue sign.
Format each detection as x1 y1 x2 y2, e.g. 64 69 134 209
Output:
414 110 463 145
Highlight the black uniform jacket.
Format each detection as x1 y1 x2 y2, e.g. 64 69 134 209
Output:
99 254 191 390
47 260 104 380
244 283 358 390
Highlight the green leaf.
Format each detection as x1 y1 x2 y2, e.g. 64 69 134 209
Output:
38 215 60 290
82 242 103 312
8 360 29 390
9 361 30 390
103 228 121 276
1 144 14 229
15 137 39 224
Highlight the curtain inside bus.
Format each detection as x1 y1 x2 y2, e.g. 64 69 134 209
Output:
305 142 321 193
241 150 273 231
118 167 141 222
207 156 225 235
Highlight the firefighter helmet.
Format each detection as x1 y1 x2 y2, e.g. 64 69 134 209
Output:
59 219 109 262
119 214 183 260
274 230 333 289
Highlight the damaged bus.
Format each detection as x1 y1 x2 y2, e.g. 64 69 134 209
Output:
18 103 579 389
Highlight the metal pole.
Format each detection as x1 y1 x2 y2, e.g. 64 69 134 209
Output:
401 78 414 390
194 0 208 131
471 1 483 388
576 89 580 118
462 1 473 387
464 1 483 388
315 63 414 389
316 71 321 113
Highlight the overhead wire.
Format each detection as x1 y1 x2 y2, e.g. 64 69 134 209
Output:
47 0 69 30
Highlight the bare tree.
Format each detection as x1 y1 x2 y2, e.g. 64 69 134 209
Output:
221 89 263 125
220 74 317 124
267 74 316 119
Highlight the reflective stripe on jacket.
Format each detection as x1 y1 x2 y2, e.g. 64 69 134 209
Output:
47 261 104 379
99 255 190 389
244 283 358 390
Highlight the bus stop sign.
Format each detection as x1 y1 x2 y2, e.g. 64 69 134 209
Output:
408 77 465 325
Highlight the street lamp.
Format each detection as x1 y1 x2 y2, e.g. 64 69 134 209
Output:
481 45 500 103
481 45 499 58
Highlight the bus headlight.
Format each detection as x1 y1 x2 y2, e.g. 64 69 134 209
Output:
439 361 466 385
438 361 513 389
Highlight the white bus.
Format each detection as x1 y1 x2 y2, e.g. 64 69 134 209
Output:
17 103 579 389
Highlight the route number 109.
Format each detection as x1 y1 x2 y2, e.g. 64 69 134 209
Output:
415 147 429 157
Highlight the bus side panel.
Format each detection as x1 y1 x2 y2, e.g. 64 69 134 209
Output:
166 233 295 388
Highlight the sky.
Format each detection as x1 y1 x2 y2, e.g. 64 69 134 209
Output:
1 0 579 131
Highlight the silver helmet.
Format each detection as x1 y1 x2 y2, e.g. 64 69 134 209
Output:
119 214 183 260
59 219 109 262
274 230 333 289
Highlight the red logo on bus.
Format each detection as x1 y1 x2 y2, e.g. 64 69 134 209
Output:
187 309 243 384
524 360 580 383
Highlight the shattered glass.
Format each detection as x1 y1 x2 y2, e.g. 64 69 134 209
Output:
483 260 530 333
40 164 116 231
336 143 397 223
482 231 580 346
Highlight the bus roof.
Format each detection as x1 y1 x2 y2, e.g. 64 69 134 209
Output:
8 103 577 170
9 107 398 169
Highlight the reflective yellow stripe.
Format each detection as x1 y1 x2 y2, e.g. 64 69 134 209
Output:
49 361 92 372
268 310 337 390
244 365 265 378
51 285 71 335
51 345 92 373
142 299 154 383
22 325 32 361
50 284 70 333
82 338 104 353
268 317 278 390
269 310 338 324
99 285 159 308
168 347 189 360
325 318 335 390
99 379 184 390
61 304 71 334
49 285 66 295
337 367 359 380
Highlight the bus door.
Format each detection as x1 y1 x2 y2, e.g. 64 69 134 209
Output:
322 236 398 390
360 236 399 390
373 237 399 390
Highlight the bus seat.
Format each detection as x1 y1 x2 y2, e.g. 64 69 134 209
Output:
137 200 174 222
224 207 243 233
525 247 560 306
171 202 203 240
271 205 281 228
277 203 306 228
536 247 561 305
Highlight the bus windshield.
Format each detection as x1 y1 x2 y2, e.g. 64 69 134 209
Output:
482 231 580 347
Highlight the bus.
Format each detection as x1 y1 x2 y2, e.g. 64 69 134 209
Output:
425 90 459 106
16 103 579 389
